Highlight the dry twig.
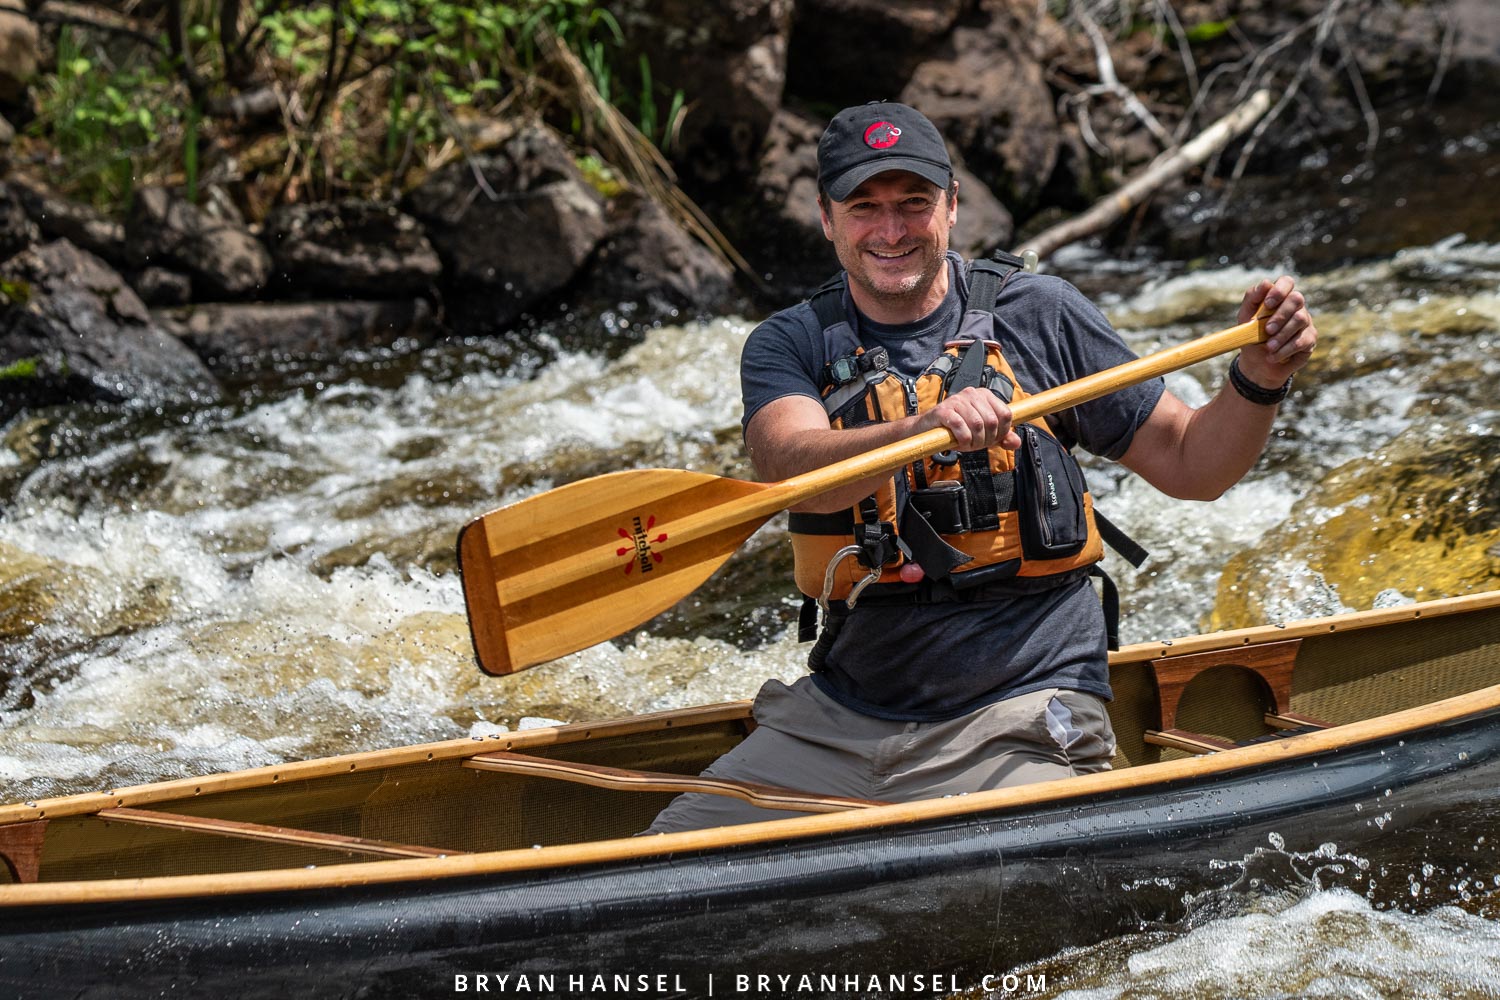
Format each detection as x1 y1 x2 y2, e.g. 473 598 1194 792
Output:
1023 88 1272 260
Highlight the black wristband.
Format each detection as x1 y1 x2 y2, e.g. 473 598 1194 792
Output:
1228 356 1292 405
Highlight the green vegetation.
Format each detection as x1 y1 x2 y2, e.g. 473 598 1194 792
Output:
26 0 685 213
0 279 31 307
1185 19 1234 44
0 358 40 380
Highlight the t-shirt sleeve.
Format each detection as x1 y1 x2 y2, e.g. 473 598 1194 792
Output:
1036 277 1164 461
739 306 827 432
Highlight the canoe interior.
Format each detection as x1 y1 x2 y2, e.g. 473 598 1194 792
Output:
3 594 1500 888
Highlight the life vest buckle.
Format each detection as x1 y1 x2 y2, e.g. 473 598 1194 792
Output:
817 544 884 615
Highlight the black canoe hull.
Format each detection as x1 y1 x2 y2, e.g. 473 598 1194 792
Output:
4 705 1499 999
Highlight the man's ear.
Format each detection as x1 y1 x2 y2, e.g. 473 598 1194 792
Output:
819 199 834 242
947 179 959 226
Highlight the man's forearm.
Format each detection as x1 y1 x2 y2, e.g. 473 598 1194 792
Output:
750 416 930 513
1166 386 1280 501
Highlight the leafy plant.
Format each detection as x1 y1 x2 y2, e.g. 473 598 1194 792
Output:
28 1 686 211
29 28 181 210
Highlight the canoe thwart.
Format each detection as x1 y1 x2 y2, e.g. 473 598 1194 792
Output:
1143 729 1238 755
464 752 887 814
1264 711 1332 730
96 808 467 860
1149 639 1304 732
0 820 47 884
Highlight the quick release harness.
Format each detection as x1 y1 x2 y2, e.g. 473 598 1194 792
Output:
788 252 1147 659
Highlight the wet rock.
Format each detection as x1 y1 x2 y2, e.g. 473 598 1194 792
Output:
263 200 441 297
786 0 962 107
1209 420 1500 630
580 192 734 321
949 163 1015 259
901 1 1061 217
154 298 439 370
0 180 37 261
8 182 124 265
728 106 829 293
404 124 606 333
0 0 39 105
0 541 61 641
612 0 793 186
0 240 220 422
125 186 271 299
129 266 194 307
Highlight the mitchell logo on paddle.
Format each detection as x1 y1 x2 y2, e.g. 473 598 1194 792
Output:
617 515 667 575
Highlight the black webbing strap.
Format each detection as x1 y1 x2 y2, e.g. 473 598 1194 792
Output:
1090 566 1123 651
1094 510 1149 568
809 275 847 331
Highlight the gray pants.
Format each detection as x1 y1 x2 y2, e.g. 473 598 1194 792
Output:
644 677 1115 834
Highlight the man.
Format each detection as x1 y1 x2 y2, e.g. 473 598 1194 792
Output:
645 101 1316 834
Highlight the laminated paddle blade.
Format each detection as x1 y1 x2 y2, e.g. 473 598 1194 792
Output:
459 469 771 675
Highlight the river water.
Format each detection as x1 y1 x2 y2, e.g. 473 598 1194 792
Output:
4 135 1500 996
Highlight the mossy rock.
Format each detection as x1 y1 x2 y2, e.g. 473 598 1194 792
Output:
1210 420 1500 630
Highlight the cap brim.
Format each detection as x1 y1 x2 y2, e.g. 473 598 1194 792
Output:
825 158 952 202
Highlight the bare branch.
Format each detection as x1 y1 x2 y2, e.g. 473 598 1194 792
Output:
1075 4 1176 149
27 1 164 51
1333 20 1378 156
1023 88 1273 260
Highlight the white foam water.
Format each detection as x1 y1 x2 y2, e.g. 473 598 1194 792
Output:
1013 889 1500 1000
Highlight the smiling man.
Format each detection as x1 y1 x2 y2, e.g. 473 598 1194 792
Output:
644 101 1317 834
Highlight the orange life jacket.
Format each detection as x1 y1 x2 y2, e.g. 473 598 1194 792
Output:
788 256 1142 636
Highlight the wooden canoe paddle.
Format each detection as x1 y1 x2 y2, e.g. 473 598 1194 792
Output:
459 313 1270 675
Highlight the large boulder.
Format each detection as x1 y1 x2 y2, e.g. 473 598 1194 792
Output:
0 240 219 423
611 0 793 187
901 0 1062 218
580 192 735 320
0 180 37 261
0 1 38 105
404 124 606 333
786 0 964 106
125 187 272 299
9 182 124 266
154 299 439 371
262 200 442 297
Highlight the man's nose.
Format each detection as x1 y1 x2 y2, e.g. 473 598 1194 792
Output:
874 206 906 243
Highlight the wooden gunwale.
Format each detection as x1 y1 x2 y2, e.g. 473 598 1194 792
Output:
1 590 1497 907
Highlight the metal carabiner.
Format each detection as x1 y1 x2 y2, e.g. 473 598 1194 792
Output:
818 544 883 615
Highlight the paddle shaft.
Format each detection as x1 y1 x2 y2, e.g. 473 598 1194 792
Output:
748 313 1269 518
461 313 1268 673
526 314 1270 586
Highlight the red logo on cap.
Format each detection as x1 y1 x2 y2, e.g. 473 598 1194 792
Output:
864 121 902 150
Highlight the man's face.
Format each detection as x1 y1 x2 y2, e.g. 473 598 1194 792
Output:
820 171 957 314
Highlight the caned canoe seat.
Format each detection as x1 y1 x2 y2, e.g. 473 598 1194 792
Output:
464 752 886 814
1143 638 1332 755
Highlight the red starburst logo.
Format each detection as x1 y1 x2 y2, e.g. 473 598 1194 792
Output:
616 515 667 575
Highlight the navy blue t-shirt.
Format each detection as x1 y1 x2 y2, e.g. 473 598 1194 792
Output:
740 256 1165 721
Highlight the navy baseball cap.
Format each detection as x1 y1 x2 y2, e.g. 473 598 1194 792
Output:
817 102 953 202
